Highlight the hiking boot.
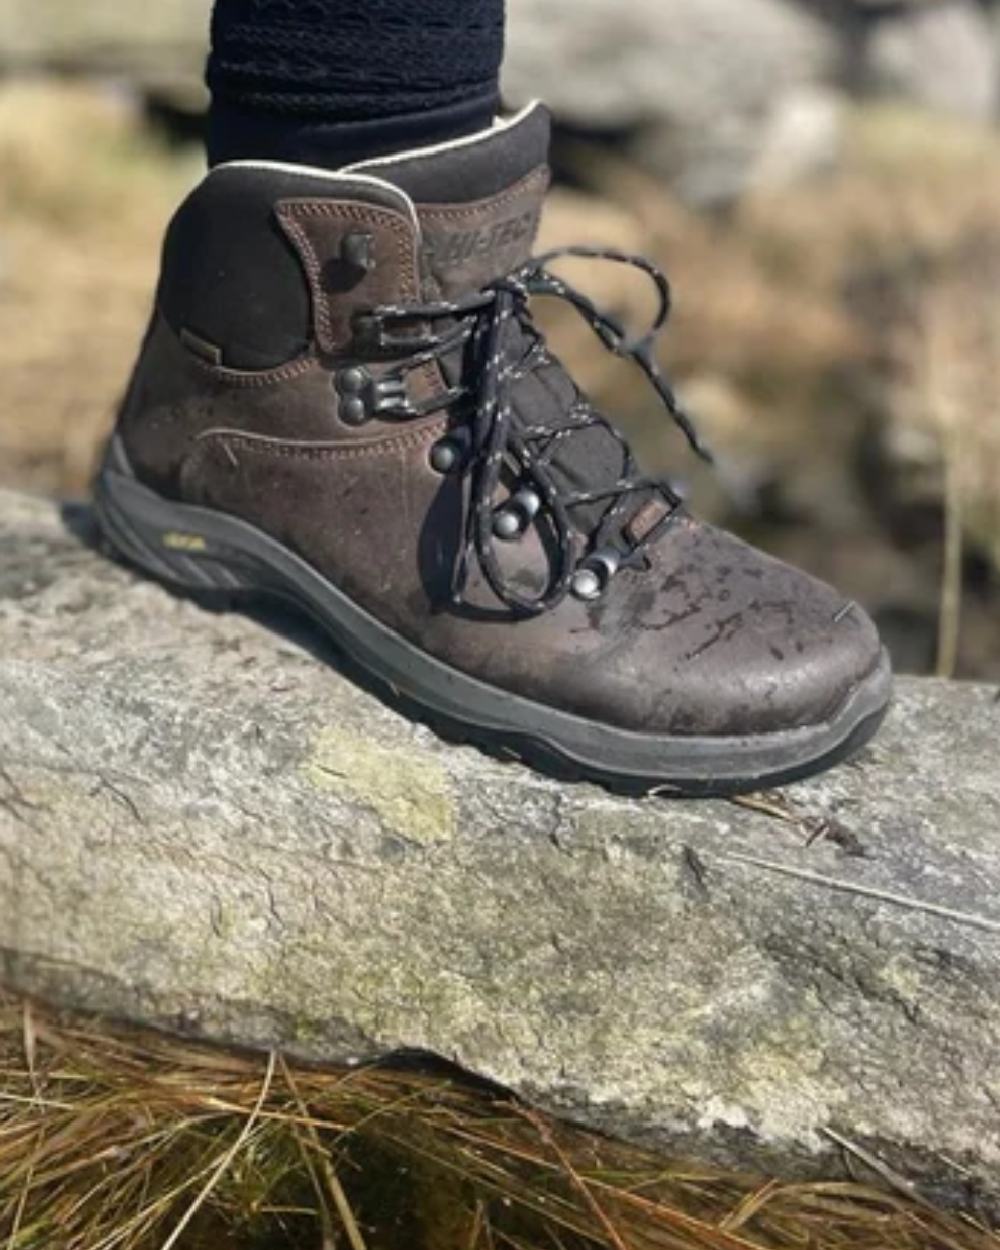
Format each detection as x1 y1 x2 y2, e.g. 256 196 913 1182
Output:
95 103 892 796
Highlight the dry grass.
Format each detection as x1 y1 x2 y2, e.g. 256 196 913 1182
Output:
1 993 998 1250
747 108 1000 577
0 80 197 496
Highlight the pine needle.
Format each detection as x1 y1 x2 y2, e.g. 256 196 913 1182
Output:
1 992 997 1250
720 852 1000 935
159 1049 276 1250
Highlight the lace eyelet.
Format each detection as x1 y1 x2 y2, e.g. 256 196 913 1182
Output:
337 367 368 396
493 510 523 540
335 368 415 426
335 367 372 427
340 397 369 426
492 487 543 541
430 439 462 474
571 549 621 601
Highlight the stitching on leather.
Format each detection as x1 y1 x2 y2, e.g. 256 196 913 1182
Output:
158 307 319 387
198 419 447 462
189 353 319 388
276 200 416 352
417 167 549 223
276 210 332 345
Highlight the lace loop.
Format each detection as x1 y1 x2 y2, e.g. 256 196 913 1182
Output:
368 247 711 617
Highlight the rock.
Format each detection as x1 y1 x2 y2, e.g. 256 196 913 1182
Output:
505 0 836 129
634 84 847 205
745 85 845 191
1 489 1000 1215
864 1 999 121
0 0 207 107
505 0 844 203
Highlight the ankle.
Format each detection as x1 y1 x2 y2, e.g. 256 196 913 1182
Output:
206 91 500 170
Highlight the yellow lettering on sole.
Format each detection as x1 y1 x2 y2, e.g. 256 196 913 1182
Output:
163 533 207 552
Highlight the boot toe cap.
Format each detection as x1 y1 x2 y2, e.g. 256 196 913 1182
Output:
651 596 884 738
581 521 887 739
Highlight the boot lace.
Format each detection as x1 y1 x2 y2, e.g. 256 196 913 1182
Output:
362 247 712 617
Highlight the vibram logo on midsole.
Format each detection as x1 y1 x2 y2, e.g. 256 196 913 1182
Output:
163 532 207 552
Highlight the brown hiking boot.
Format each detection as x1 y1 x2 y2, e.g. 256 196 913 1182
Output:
95 104 891 796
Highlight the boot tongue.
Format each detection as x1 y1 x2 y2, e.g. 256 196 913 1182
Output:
350 104 552 297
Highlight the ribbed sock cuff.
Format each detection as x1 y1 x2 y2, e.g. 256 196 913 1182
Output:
206 0 505 168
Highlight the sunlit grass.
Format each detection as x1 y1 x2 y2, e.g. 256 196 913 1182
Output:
1 994 997 1250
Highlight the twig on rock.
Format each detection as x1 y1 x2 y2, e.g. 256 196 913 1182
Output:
720 853 1000 935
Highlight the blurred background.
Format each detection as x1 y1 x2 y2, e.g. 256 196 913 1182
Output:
1 0 999 680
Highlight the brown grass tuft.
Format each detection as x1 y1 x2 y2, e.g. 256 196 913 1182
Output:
0 81 198 497
1 993 997 1250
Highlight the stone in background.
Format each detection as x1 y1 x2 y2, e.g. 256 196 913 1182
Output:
0 0 208 107
505 0 843 203
864 0 999 121
2 0 1000 200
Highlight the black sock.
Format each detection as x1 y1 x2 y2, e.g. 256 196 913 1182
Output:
206 0 506 170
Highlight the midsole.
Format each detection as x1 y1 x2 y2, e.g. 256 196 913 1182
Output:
95 453 893 785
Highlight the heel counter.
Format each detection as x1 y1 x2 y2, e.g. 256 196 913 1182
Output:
155 166 313 371
116 311 213 498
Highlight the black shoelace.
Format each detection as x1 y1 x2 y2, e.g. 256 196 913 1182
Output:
364 247 712 617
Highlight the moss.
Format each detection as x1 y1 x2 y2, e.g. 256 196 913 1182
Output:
302 728 457 847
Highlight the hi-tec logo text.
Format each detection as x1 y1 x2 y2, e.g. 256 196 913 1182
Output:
426 210 539 268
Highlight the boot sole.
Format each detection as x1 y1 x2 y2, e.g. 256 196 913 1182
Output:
94 441 892 798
